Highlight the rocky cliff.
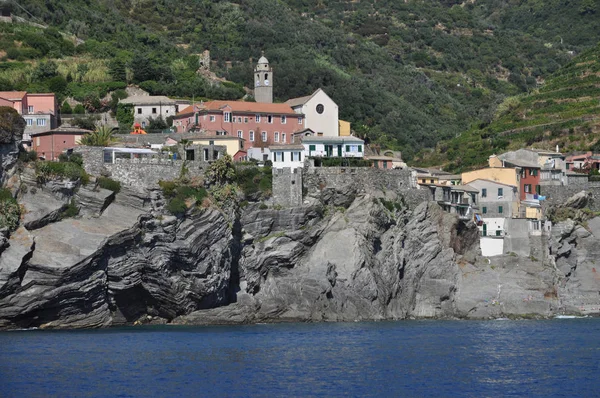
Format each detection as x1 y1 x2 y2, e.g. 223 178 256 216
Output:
1 164 599 329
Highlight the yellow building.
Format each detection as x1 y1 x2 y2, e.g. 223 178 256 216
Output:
461 167 518 187
189 136 245 157
338 120 351 136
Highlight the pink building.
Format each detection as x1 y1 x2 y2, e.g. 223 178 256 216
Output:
32 126 92 161
0 91 27 114
173 100 304 149
0 92 58 146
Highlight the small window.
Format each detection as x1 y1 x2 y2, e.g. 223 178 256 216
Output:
152 108 157 114
249 131 255 142
281 115 286 124
237 130 243 138
238 117 242 123
496 230 501 237
26 118 33 126
358 145 362 152
316 104 324 114
255 114 261 123
498 206 503 214
137 108 142 114
498 188 503 197
536 185 541 195
261 131 267 142
267 115 273 124
282 133 286 143
481 188 487 198
28 105 34 113
482 206 487 214
244 117 248 123
209 140 214 145
210 115 215 122
298 117 303 124
566 163 570 170
309 144 316 153
430 179 434 183
525 184 531 193
224 112 231 122
274 132 279 142
36 118 46 126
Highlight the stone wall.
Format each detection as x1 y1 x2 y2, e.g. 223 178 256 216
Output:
542 181 600 211
74 146 209 189
302 166 429 209
272 168 303 207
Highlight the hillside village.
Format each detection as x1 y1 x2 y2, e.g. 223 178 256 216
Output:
2 51 600 259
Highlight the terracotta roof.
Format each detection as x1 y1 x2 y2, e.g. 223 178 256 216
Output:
176 100 298 116
0 91 26 100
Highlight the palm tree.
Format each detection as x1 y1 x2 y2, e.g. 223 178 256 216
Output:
80 125 115 147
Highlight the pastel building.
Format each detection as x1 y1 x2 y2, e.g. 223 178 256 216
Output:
270 144 305 170
0 91 58 144
286 88 339 137
172 101 303 149
32 126 92 161
119 95 177 129
301 136 364 158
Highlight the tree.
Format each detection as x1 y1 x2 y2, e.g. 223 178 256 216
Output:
61 101 72 114
147 116 168 132
206 154 235 186
73 104 86 114
116 103 134 131
80 125 115 146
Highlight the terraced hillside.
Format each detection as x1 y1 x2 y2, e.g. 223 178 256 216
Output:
419 43 600 172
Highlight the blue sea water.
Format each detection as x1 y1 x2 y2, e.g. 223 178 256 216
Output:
1 319 600 397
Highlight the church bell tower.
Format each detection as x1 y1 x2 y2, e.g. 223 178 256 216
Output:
254 52 273 103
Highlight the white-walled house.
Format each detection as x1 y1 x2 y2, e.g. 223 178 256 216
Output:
301 136 364 158
270 145 305 170
479 217 506 257
120 96 177 128
286 89 339 137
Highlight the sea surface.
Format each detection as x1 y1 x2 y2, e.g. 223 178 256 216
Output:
1 319 599 397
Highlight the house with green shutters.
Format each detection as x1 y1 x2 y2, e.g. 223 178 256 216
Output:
301 136 364 158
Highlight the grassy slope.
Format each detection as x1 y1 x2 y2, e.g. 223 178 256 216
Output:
417 43 600 172
3 0 600 159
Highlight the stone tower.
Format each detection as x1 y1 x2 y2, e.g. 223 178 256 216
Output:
254 52 273 103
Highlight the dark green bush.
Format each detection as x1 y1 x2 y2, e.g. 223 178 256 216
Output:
166 197 187 216
19 150 38 163
97 176 121 193
61 199 79 219
35 160 90 184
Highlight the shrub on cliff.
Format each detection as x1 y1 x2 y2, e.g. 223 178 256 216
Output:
159 180 208 215
0 107 25 145
97 176 121 193
0 188 20 230
35 160 89 185
206 155 235 186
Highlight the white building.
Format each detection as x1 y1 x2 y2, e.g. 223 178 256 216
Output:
286 88 339 137
479 217 506 257
301 136 364 158
270 145 305 170
120 95 177 129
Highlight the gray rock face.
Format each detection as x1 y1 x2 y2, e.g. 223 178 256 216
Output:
0 107 24 186
3 173 600 330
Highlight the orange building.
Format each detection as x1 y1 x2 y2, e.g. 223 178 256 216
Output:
32 126 92 161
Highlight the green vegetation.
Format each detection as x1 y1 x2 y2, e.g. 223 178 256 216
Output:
419 42 600 172
374 197 404 213
61 199 79 219
80 125 115 146
235 165 272 200
159 180 208 216
314 158 373 167
3 0 600 157
0 188 20 230
35 157 89 184
19 150 38 163
97 176 121 193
